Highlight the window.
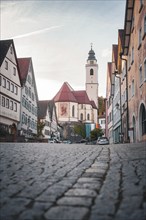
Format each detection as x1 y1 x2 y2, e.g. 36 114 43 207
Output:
0 76 1 86
22 96 25 107
14 103 17 112
131 16 134 32
90 61 94 64
13 67 16 76
138 28 142 49
72 105 75 117
139 0 143 13
90 68 94 75
6 99 9 108
22 114 25 124
101 119 105 124
11 83 14 93
80 113 83 121
7 81 10 90
131 47 134 64
32 92 34 101
25 86 28 95
5 60 8 70
131 79 135 97
129 85 131 100
29 87 31 98
2 96 5 107
81 104 83 109
87 113 90 120
142 105 146 135
10 100 13 110
144 16 146 39
15 86 18 95
144 59 146 81
139 65 143 86
128 53 131 70
3 78 6 88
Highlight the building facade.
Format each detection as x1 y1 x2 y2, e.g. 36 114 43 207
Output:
122 0 146 142
38 100 59 140
17 58 38 138
106 62 113 144
0 40 21 138
106 0 146 143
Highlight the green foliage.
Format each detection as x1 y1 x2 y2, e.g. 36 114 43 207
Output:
74 123 86 139
90 128 103 140
37 121 45 137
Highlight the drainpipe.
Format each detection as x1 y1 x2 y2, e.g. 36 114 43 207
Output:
120 53 129 142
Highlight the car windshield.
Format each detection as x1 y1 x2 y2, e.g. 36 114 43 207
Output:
100 138 108 141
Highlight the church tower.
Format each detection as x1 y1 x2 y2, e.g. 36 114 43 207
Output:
85 45 98 109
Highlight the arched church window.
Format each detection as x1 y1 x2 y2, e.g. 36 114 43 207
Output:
90 69 94 75
80 113 83 121
72 105 75 117
87 113 90 120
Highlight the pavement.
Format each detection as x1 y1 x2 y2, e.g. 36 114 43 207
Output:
0 142 146 220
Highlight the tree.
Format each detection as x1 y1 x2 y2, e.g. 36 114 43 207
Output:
90 128 103 140
37 121 45 138
74 123 86 139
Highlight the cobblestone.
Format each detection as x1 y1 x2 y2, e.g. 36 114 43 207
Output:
0 142 145 220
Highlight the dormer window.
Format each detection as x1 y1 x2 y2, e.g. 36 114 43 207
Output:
90 68 94 75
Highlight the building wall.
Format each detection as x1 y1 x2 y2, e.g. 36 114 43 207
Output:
18 61 38 136
0 43 21 128
127 0 146 142
55 101 95 124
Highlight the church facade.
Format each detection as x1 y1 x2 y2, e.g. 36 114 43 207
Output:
53 47 99 130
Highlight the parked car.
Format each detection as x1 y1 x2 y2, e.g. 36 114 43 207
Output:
48 138 61 143
62 140 72 144
97 137 109 145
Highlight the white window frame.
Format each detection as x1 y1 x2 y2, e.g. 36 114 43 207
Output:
131 79 135 97
144 58 146 82
5 60 8 70
139 65 143 86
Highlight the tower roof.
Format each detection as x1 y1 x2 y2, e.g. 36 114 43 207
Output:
87 44 97 61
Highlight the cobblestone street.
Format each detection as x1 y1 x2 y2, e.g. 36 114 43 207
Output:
0 142 146 220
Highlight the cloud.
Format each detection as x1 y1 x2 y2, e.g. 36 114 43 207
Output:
11 25 64 39
101 48 111 58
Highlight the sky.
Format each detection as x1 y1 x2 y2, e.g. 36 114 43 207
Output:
0 0 126 100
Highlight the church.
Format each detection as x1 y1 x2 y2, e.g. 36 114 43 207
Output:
53 46 99 137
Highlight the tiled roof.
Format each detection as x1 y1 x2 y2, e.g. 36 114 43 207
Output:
53 82 97 108
18 58 31 83
90 100 97 109
72 90 91 105
107 62 112 81
0 39 13 66
118 29 124 50
53 82 77 103
112 44 118 69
